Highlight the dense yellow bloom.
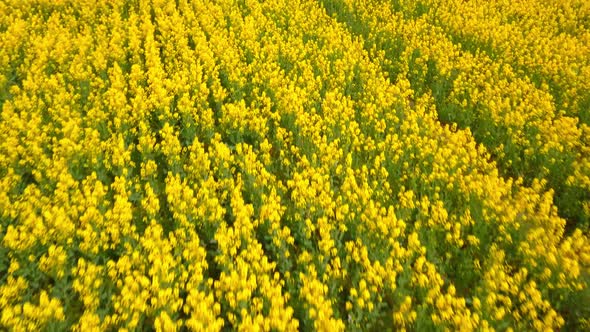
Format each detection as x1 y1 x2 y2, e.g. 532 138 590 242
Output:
1 0 589 330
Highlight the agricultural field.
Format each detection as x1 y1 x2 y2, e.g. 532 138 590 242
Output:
1 0 590 330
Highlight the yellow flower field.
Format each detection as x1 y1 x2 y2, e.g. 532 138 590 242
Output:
1 0 589 330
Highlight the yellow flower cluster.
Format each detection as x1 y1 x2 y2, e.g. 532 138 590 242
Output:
1 0 589 330
424 0 590 117
336 0 590 225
